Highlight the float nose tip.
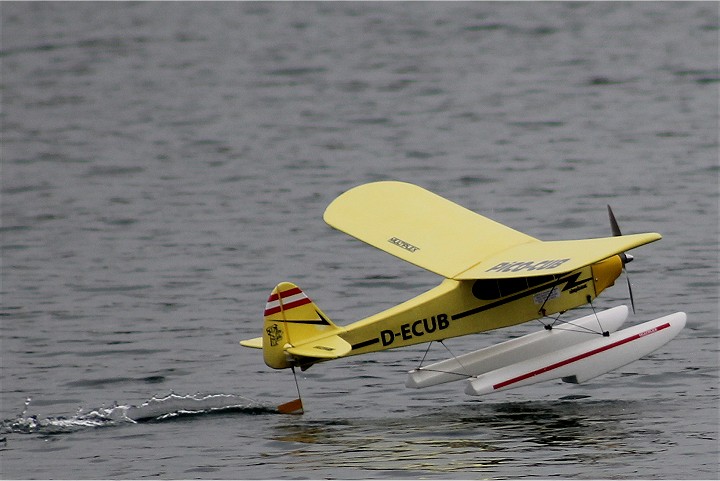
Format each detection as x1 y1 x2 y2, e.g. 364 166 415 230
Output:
623 253 634 264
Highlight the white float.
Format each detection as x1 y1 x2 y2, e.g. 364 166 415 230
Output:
465 311 686 395
407 305 630 389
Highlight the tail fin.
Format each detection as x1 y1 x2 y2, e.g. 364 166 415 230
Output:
260 282 351 369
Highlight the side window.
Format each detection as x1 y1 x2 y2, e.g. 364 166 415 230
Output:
472 279 501 300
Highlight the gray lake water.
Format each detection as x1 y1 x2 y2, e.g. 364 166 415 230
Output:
1 2 718 479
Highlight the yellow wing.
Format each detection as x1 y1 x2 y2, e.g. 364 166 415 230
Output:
324 181 537 278
455 234 661 279
324 181 661 279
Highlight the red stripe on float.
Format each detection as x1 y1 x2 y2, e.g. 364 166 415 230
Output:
493 322 671 390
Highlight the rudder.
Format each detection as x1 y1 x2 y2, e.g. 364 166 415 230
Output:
262 282 349 369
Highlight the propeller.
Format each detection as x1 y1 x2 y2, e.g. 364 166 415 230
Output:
607 205 636 314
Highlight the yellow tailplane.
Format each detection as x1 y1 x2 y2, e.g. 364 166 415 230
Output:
240 282 351 369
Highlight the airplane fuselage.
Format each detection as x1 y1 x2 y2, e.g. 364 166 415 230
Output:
339 256 623 357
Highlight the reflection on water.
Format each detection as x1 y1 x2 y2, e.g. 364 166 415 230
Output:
269 400 648 475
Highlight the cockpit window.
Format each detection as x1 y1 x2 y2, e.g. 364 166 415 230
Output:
472 275 557 300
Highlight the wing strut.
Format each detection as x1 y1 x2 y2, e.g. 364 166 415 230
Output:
535 298 611 337
413 340 473 381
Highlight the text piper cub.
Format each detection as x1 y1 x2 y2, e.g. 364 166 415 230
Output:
240 181 686 413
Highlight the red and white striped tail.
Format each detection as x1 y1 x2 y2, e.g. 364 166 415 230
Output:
261 281 340 369
264 286 312 317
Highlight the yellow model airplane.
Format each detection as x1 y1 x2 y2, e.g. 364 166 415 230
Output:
241 181 686 411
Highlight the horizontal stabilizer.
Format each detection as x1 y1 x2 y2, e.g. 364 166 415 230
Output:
240 332 352 359
286 334 352 359
240 337 262 349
